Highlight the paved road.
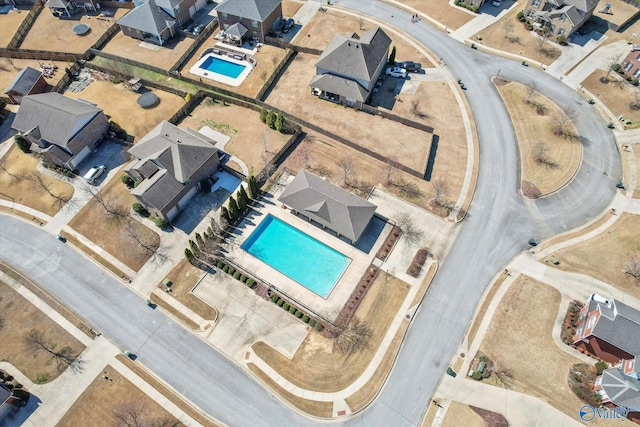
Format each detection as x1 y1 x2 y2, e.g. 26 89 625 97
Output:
0 1 621 426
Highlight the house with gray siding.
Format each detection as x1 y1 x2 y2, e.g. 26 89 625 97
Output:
215 0 282 44
310 26 391 109
125 121 222 221
278 170 377 244
11 93 108 169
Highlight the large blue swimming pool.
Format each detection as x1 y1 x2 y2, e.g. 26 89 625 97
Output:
199 56 246 78
241 215 350 298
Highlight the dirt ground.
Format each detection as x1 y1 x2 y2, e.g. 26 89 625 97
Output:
592 0 639 27
399 0 475 30
253 273 410 392
63 70 186 140
102 29 194 70
497 80 581 196
265 53 432 173
161 259 217 320
581 70 640 125
0 58 70 92
181 40 288 98
282 0 303 18
478 275 609 425
0 145 75 216
57 364 183 427
0 7 30 47
553 212 640 300
0 281 85 383
179 98 290 172
473 2 562 65
68 174 160 272
293 11 432 67
20 9 127 54
441 402 485 427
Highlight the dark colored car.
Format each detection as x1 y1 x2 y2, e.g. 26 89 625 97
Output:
182 20 195 33
399 61 422 72
282 18 294 34
193 24 205 35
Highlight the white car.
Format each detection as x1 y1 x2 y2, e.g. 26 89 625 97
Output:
492 0 501 6
83 164 106 184
385 67 407 78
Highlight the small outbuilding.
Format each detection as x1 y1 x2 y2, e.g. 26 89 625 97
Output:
3 67 47 105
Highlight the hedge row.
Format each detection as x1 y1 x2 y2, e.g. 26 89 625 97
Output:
270 294 323 330
216 260 255 288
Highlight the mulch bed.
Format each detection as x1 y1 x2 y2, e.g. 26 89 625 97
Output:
376 226 402 261
469 406 509 427
407 248 429 278
521 180 542 198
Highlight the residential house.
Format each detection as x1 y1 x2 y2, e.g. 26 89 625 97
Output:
278 170 377 244
524 0 599 39
309 26 391 110
0 383 12 422
45 0 78 17
12 93 108 169
125 121 223 221
3 67 47 104
215 0 282 44
621 47 640 81
573 294 640 423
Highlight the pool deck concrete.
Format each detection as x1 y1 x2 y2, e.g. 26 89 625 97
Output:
189 52 253 87
224 173 392 322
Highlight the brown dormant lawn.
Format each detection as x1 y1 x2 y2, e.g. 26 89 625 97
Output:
68 174 160 272
0 6 30 47
282 0 303 18
553 213 640 300
399 0 475 30
0 145 75 217
478 275 609 425
473 2 561 65
64 75 186 140
20 9 128 54
0 281 85 383
581 70 640 125
57 365 183 427
496 80 581 196
0 58 70 94
160 259 217 320
179 98 290 172
253 273 410 393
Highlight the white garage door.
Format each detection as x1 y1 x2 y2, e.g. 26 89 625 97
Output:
70 146 92 168
194 0 205 11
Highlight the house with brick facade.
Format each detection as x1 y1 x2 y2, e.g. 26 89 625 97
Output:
621 47 640 80
524 0 599 39
572 294 640 423
215 0 282 44
3 67 47 105
11 93 108 170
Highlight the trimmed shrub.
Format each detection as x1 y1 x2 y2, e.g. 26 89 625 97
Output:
155 217 169 229
309 319 316 327
283 303 290 310
121 174 135 187
245 281 253 287
295 311 303 318
223 265 229 273
271 294 279 303
237 188 247 211
388 45 396 64
276 298 285 307
315 323 324 331
289 306 296 314
259 107 268 123
221 206 231 222
14 135 31 153
247 278 255 287
233 271 241 280
248 175 259 199
595 361 608 375
240 274 246 282
274 113 286 133
228 267 236 275
266 111 276 129
184 248 195 264
471 371 483 380
302 315 310 323
216 261 224 268
517 10 525 21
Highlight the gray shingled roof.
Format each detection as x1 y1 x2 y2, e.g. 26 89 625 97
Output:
45 0 72 8
215 0 280 22
601 368 640 408
226 22 248 38
278 170 376 243
309 74 369 102
12 93 103 147
128 121 219 211
117 0 175 35
315 27 391 83
4 66 42 96
0 383 11 405
565 0 599 13
587 298 640 357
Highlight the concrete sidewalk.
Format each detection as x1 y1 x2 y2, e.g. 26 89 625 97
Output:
562 40 630 89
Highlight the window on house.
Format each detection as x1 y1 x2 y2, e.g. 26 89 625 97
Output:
625 62 633 71
558 28 565 35
560 13 566 21
223 23 229 30
532 0 540 7
543 2 553 11
526 9 535 18
175 5 180 13
549 24 555 32
634 68 640 78
636 53 640 61
222 12 228 20
252 20 258 28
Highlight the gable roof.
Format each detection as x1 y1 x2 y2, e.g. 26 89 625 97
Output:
4 67 42 96
309 74 369 102
315 27 391 83
585 297 640 357
215 0 281 22
45 0 72 8
128 121 220 211
226 22 248 38
117 0 175 35
565 0 599 13
12 93 103 147
601 368 640 408
278 170 376 243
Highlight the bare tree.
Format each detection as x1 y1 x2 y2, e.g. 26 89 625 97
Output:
525 80 539 103
83 183 129 223
299 142 311 168
533 142 558 168
384 158 397 185
112 398 148 427
537 30 551 52
28 173 71 209
337 157 354 186
0 156 22 181
393 212 423 246
123 220 168 265
333 317 373 358
410 98 425 119
490 363 515 389
504 21 514 40
432 177 450 207
630 92 640 110
0 316 4 331
552 106 577 136
625 255 640 283
603 53 624 83
23 329 78 371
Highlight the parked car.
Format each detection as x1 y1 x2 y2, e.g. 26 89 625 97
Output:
385 66 408 78
492 0 501 6
193 24 205 35
399 61 422 72
83 164 106 184
282 18 294 34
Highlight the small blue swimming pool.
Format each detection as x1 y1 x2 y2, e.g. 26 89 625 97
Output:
198 56 246 78
241 215 350 298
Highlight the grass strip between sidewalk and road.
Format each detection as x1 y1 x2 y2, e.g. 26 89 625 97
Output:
60 232 130 282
